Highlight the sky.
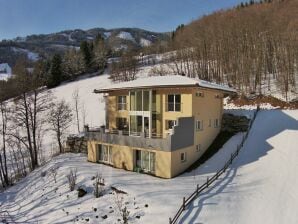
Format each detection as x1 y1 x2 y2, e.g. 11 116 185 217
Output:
0 0 247 40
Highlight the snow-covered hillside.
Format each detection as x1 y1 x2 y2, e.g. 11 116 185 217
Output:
11 47 39 61
178 110 298 224
1 109 297 224
0 63 12 81
117 31 136 42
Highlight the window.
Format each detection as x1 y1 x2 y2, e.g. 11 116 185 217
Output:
196 120 203 131
167 94 181 112
209 119 212 127
97 144 113 164
180 152 186 163
129 90 150 111
135 150 155 172
214 119 219 128
116 117 127 130
165 120 177 130
196 144 201 152
196 91 204 97
117 96 126 110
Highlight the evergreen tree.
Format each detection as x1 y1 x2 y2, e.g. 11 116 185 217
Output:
47 54 62 88
80 41 93 69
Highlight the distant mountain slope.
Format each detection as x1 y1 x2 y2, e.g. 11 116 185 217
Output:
0 27 169 66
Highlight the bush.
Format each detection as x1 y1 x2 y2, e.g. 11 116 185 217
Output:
66 168 77 191
93 172 104 198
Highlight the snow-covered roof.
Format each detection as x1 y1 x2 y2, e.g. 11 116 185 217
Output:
94 75 236 93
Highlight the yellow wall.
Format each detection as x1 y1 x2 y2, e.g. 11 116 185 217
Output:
87 141 173 178
192 88 223 156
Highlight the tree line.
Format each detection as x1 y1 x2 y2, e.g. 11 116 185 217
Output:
150 0 297 100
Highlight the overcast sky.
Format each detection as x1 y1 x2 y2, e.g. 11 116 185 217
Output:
0 0 247 40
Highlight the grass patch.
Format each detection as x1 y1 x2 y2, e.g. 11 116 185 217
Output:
185 131 235 173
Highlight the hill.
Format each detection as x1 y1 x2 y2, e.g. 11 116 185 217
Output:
169 0 298 100
0 27 169 66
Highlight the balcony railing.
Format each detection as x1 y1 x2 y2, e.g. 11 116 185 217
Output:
85 116 194 152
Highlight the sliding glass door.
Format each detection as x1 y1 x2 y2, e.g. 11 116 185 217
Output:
135 150 155 173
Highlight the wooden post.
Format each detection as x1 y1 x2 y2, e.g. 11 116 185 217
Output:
230 154 233 164
169 217 172 224
183 197 186 210
207 177 209 187
197 184 199 195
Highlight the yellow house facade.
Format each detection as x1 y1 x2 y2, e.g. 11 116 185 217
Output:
86 75 235 178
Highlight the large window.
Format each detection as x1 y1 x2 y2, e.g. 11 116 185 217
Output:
167 94 181 112
135 150 155 173
130 90 150 111
97 144 113 164
117 96 127 110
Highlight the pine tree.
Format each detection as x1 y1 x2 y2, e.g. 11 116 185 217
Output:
80 41 93 69
48 54 62 88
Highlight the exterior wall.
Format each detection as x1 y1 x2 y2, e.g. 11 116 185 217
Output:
192 88 223 158
87 140 172 178
169 88 224 177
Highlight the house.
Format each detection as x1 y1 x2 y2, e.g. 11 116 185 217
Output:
86 75 236 178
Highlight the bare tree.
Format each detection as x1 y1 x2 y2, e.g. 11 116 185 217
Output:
0 101 9 187
93 172 104 198
72 88 81 134
48 99 73 153
66 168 77 191
49 166 59 183
114 193 130 224
11 60 52 170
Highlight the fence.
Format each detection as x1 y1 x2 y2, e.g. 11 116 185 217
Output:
169 106 260 224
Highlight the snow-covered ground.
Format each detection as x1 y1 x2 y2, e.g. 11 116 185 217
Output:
2 109 297 224
178 110 298 224
140 38 151 47
0 132 245 224
117 31 136 43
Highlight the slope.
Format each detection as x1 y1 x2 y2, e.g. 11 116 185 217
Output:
178 110 298 224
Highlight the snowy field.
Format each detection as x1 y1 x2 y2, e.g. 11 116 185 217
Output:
178 110 298 224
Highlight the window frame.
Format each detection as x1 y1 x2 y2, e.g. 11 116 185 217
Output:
167 94 181 112
214 119 219 128
196 120 203 131
97 144 113 165
117 95 127 111
180 152 187 163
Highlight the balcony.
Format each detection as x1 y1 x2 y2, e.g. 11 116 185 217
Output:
85 117 194 152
